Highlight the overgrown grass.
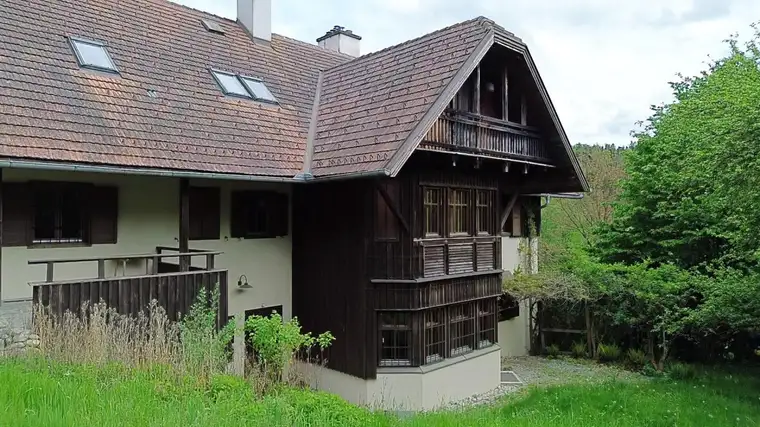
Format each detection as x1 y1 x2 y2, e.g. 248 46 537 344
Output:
1 358 758 426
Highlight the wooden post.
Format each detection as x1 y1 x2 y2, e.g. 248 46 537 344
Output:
206 253 215 270
97 259 105 279
474 64 481 149
502 67 509 121
179 178 190 272
520 94 527 126
46 262 54 283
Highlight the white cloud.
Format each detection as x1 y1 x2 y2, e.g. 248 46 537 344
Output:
173 0 760 146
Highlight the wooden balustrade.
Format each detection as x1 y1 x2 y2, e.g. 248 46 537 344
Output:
370 273 501 311
414 236 501 278
421 110 549 161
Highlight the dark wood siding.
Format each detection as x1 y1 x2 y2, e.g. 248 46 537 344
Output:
292 179 372 379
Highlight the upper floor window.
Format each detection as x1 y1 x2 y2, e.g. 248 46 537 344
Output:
69 37 119 73
476 190 494 235
230 190 288 238
423 188 443 237
448 189 470 236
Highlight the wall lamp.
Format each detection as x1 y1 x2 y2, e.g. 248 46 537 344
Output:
237 274 252 289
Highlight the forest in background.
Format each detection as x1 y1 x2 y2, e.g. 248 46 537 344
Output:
509 27 760 368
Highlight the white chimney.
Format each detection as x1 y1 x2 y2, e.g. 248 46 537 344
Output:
317 26 361 57
237 0 271 42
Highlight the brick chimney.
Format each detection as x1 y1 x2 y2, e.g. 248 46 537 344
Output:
237 0 271 42
317 26 361 57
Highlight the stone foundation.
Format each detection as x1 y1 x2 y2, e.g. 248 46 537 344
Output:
0 301 38 354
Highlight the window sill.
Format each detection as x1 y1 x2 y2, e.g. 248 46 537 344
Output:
28 242 91 249
377 344 500 375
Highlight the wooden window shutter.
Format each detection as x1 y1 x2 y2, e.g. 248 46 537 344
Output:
90 185 118 244
230 190 245 238
269 192 289 237
2 182 31 247
189 186 220 240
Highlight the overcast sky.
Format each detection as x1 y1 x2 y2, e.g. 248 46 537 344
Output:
174 0 760 146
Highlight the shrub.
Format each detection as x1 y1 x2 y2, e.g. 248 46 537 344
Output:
624 348 649 371
666 362 697 380
597 343 622 363
245 313 334 389
179 286 236 378
571 341 588 359
545 344 561 358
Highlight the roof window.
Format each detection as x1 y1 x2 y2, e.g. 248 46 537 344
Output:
69 37 118 73
210 70 278 104
201 19 225 34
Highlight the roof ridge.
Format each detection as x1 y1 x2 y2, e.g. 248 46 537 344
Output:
271 33 353 62
322 16 492 73
165 0 238 24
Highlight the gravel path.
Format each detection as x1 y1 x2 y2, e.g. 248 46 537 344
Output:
441 355 641 411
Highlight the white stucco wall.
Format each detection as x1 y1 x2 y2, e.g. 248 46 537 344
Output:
498 236 536 357
303 347 501 411
1 169 292 320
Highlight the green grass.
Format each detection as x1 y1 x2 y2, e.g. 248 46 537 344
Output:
1 358 758 426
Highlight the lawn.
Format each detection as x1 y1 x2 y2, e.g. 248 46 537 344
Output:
1 358 758 427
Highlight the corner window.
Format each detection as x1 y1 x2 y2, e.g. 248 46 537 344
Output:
423 187 442 237
189 186 220 240
69 37 118 73
379 312 411 367
230 191 288 239
448 189 470 236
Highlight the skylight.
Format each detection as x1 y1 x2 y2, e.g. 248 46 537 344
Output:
241 77 278 103
201 19 225 34
210 70 278 104
69 37 118 73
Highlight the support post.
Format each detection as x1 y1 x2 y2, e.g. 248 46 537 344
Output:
520 94 527 126
502 66 509 121
474 64 481 148
179 178 190 272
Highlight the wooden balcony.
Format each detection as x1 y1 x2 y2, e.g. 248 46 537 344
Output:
29 247 228 326
370 274 502 311
415 236 501 279
420 109 550 162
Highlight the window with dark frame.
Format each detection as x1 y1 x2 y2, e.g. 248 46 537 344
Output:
449 303 475 356
477 299 497 349
423 187 443 237
230 191 288 239
379 312 412 367
375 181 400 241
448 189 470 236
32 185 86 244
189 186 220 240
424 308 446 364
476 190 494 235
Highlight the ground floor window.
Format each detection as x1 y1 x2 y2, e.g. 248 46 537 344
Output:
377 298 497 367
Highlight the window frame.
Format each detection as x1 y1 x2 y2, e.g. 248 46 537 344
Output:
447 188 471 237
240 75 278 104
475 190 495 236
31 182 88 245
378 312 412 367
423 187 443 238
476 299 497 349
209 69 279 105
423 307 446 365
230 190 288 239
68 36 119 74
448 303 476 356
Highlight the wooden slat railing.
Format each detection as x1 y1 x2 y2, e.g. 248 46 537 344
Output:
413 236 501 278
421 110 549 161
31 270 229 326
370 274 502 310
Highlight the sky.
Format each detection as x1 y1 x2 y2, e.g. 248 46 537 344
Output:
174 0 760 146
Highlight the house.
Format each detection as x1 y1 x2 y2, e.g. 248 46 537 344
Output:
0 0 587 410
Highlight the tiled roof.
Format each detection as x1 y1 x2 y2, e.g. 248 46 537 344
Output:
311 18 492 177
0 0 349 176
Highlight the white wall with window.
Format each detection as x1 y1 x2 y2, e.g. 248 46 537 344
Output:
0 169 293 319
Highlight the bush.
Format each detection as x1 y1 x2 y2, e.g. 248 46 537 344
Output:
666 362 697 380
624 348 649 371
597 343 622 363
179 286 236 378
545 344 561 359
571 341 588 359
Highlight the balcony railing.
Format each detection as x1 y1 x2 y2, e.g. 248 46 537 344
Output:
29 247 228 326
421 110 549 162
414 236 501 279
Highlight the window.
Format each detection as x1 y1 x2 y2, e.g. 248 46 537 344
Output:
32 184 85 244
424 308 446 364
449 303 475 356
189 186 220 240
375 181 400 240
211 70 251 98
69 37 118 73
477 299 497 349
241 77 278 103
423 188 442 237
210 70 279 104
201 19 225 34
230 191 288 238
379 312 411 367
476 190 494 235
448 189 470 236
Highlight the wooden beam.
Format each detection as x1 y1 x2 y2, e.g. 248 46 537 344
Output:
500 192 520 230
179 178 190 272
502 66 509 121
474 64 481 115
520 94 527 126
375 181 410 235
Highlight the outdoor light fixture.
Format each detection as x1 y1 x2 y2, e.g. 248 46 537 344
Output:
503 161 510 173
237 274 252 289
